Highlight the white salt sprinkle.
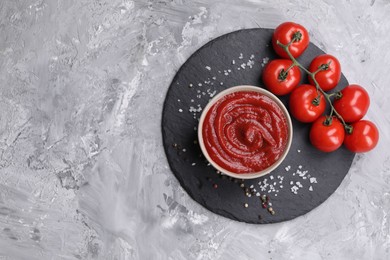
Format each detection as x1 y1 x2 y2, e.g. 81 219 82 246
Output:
205 66 211 71
179 109 183 112
309 186 313 191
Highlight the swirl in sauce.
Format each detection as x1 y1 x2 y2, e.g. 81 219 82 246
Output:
202 91 289 174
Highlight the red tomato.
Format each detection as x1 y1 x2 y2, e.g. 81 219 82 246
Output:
289 84 326 123
308 54 341 91
333 84 370 123
272 22 310 59
310 116 345 152
344 120 379 153
262 59 301 95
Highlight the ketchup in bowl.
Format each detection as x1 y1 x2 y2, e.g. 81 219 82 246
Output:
198 86 292 178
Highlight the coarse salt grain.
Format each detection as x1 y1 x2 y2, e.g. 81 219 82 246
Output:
291 186 299 194
310 177 317 184
205 66 211 70
179 109 183 112
309 186 313 191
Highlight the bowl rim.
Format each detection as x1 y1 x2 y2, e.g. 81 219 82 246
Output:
197 85 293 179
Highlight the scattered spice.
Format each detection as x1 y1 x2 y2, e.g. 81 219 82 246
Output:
268 207 275 215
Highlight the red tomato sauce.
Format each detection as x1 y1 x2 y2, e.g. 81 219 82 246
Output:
202 91 289 174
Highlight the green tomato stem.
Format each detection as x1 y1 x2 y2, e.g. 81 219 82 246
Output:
276 40 350 130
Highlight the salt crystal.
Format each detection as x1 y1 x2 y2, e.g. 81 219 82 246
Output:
250 54 255 59
182 149 186 152
192 163 196 166
232 60 236 65
212 76 217 80
298 165 302 169
220 82 223 85
297 149 301 153
205 66 211 70
290 181 293 185
256 192 260 196
296 182 303 188
247 60 255 68
250 185 254 189
310 177 317 184
291 186 299 194
198 83 202 86
309 186 313 191
270 175 274 180
239 53 243 59
179 109 183 112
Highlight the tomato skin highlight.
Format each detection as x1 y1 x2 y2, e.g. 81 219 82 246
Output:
289 84 326 123
272 22 310 59
308 54 341 91
309 116 345 152
262 59 301 96
333 84 370 123
344 120 379 153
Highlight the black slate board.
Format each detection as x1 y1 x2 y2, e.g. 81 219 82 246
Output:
162 28 355 224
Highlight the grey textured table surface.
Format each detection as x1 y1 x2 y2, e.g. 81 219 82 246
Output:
1 0 389 259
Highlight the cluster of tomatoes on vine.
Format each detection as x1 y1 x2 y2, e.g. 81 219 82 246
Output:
262 22 379 153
